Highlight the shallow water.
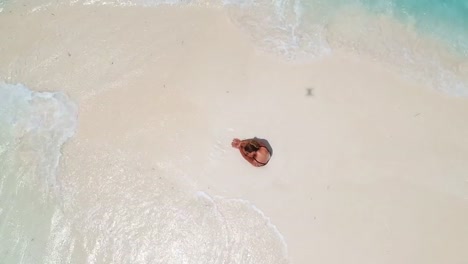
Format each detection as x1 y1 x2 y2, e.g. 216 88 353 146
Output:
224 0 468 95
2 0 467 95
0 83 77 263
1 0 468 263
0 83 289 263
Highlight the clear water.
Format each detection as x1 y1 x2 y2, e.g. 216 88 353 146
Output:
222 0 468 95
0 3 290 263
2 0 467 94
364 0 468 55
0 83 289 263
1 0 468 263
0 83 77 263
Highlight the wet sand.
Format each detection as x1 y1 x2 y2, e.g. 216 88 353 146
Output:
1 4 468 263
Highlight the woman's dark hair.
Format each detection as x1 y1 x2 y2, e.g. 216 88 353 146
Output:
243 141 260 153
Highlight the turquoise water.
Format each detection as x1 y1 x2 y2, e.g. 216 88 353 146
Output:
223 0 468 55
2 0 468 60
3 0 466 56
364 0 468 55
0 0 467 263
220 0 468 94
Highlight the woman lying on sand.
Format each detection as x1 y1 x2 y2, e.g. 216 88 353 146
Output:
231 138 271 167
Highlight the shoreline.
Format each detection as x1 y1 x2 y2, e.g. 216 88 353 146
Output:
1 3 468 263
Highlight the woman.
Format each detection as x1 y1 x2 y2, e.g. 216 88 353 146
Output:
231 138 271 167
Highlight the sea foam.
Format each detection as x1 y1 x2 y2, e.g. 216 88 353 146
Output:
0 82 77 263
50 143 290 263
60 0 468 96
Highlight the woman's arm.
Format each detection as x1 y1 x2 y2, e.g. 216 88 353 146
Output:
232 138 264 167
239 145 264 167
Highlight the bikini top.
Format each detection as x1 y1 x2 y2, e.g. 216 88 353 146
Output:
253 146 270 166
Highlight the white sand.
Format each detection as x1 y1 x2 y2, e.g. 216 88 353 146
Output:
1 4 468 263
